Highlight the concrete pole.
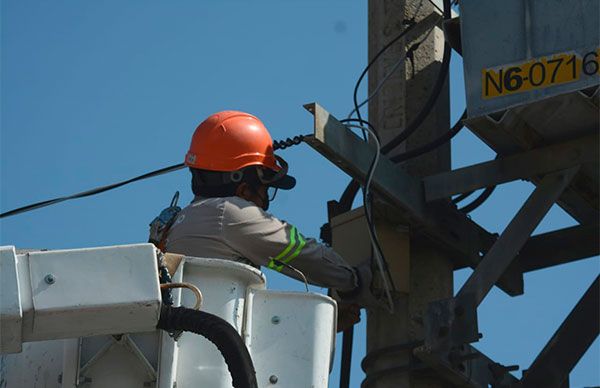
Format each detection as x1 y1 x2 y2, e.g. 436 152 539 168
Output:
363 1 453 387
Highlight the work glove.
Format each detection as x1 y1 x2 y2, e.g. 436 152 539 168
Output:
331 259 383 309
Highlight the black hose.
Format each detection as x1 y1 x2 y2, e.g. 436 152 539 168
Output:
156 305 258 388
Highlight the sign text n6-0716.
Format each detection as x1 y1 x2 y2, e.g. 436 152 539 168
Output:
482 48 599 99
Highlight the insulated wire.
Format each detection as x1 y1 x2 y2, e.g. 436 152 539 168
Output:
344 123 395 313
0 135 307 219
352 18 418 126
380 32 452 154
338 0 452 210
389 109 466 163
458 154 499 213
346 23 435 121
346 23 434 120
459 185 496 214
452 190 475 204
335 109 464 211
0 163 186 219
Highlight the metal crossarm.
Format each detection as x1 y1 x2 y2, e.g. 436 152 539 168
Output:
520 276 599 388
423 134 598 202
302 103 522 287
516 224 600 273
457 167 579 306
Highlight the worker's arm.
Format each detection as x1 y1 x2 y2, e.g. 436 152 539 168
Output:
221 198 359 292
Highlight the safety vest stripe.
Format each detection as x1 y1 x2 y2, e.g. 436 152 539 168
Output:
267 226 298 271
281 232 306 266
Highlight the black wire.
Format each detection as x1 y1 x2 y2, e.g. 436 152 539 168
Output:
339 118 375 133
452 190 475 204
338 180 362 211
340 0 452 210
352 18 418 126
0 135 309 220
0 163 186 219
380 27 452 153
345 118 397 294
389 109 466 163
273 135 308 150
459 185 496 214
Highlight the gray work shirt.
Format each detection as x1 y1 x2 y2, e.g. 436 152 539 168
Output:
164 196 357 292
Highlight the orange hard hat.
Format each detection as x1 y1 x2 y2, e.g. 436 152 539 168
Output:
185 110 295 189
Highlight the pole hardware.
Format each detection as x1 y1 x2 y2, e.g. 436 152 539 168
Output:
417 167 580 387
517 276 599 388
423 134 598 202
303 102 523 295
457 167 579 307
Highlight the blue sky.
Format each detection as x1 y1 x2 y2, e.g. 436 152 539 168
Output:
1 1 598 387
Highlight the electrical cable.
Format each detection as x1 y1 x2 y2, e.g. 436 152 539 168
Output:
339 118 375 132
0 163 186 219
0 135 308 219
457 153 499 213
379 24 451 153
352 18 418 125
458 185 496 214
338 0 452 211
344 123 395 313
346 26 434 120
273 135 307 150
345 24 434 121
452 190 475 204
389 109 466 163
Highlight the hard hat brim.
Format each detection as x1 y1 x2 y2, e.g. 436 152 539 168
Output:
268 174 296 190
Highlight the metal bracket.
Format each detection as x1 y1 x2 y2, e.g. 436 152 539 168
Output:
302 103 525 293
518 276 599 388
423 133 598 202
457 167 579 307
418 167 579 385
414 343 519 388
78 334 157 386
423 293 479 352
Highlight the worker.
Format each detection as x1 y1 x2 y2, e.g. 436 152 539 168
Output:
163 110 378 329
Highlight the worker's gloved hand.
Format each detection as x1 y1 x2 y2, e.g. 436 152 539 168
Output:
332 259 383 309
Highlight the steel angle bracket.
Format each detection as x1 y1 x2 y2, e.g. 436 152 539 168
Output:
303 102 522 296
423 133 599 202
457 167 580 307
517 224 600 273
423 293 479 353
517 276 600 388
414 343 520 388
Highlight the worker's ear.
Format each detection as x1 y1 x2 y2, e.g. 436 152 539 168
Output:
235 182 249 198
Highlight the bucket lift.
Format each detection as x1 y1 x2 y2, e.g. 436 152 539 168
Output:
0 244 337 388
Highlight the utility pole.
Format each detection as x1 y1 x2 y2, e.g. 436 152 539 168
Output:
364 1 452 387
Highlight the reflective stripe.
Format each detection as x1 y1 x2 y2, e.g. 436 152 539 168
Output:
267 226 305 272
282 232 306 267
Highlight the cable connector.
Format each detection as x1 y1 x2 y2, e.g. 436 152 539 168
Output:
273 135 306 151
